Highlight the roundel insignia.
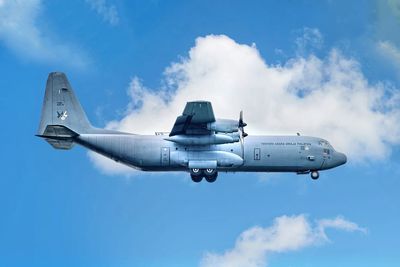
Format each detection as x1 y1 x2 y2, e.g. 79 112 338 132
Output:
57 110 68 121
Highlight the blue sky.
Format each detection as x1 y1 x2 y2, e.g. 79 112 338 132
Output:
1 0 400 266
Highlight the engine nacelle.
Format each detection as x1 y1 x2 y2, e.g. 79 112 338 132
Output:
224 132 241 142
208 119 239 133
165 133 239 145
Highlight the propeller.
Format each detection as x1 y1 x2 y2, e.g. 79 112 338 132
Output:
239 110 248 137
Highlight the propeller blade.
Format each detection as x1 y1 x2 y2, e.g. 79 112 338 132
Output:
239 110 247 127
239 110 248 137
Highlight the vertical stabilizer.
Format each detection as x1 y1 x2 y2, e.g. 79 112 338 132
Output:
37 72 92 136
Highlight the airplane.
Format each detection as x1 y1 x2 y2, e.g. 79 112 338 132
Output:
37 72 347 183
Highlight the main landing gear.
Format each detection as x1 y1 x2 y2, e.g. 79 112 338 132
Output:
190 168 218 183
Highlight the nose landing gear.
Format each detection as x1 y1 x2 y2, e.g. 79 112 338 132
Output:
310 171 319 180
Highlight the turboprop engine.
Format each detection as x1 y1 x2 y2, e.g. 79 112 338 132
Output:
207 119 239 133
208 112 248 137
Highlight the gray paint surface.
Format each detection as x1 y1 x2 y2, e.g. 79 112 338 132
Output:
37 72 347 179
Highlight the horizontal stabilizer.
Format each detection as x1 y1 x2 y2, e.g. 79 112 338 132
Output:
44 139 74 150
36 125 78 150
38 125 78 138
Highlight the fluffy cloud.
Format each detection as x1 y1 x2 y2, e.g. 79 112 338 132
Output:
378 40 400 71
90 34 400 174
0 0 89 68
85 0 119 26
295 27 323 54
89 148 134 175
199 214 366 267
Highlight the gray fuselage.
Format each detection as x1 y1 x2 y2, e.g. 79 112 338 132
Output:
76 133 347 173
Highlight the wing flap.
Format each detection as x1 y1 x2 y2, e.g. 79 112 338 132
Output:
169 101 216 136
170 115 193 136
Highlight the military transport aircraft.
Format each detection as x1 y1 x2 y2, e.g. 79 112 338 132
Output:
37 72 347 183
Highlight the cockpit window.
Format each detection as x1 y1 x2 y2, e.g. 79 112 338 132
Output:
323 148 330 155
319 140 330 146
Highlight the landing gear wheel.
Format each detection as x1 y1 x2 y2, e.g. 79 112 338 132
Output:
191 174 203 183
205 170 218 183
190 168 203 183
190 168 201 175
204 168 216 176
310 171 319 180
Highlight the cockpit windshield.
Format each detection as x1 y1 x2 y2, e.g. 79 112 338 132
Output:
318 140 330 146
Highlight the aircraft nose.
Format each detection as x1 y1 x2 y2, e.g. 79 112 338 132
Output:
335 152 347 166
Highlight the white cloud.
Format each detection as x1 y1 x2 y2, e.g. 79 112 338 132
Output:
0 0 89 68
295 27 323 54
199 214 365 267
85 0 119 26
90 34 400 174
377 40 400 70
316 216 367 242
88 150 134 175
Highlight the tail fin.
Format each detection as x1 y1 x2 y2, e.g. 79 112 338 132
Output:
37 72 92 149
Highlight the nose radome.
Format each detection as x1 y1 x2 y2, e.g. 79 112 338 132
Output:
337 152 347 166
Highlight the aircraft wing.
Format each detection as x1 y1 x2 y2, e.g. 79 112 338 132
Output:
169 101 216 136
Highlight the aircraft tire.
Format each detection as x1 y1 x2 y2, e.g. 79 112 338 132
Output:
191 174 203 183
310 171 319 180
204 168 217 176
190 168 203 183
205 172 218 183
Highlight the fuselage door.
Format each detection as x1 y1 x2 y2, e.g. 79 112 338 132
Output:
161 147 170 166
254 148 261 160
